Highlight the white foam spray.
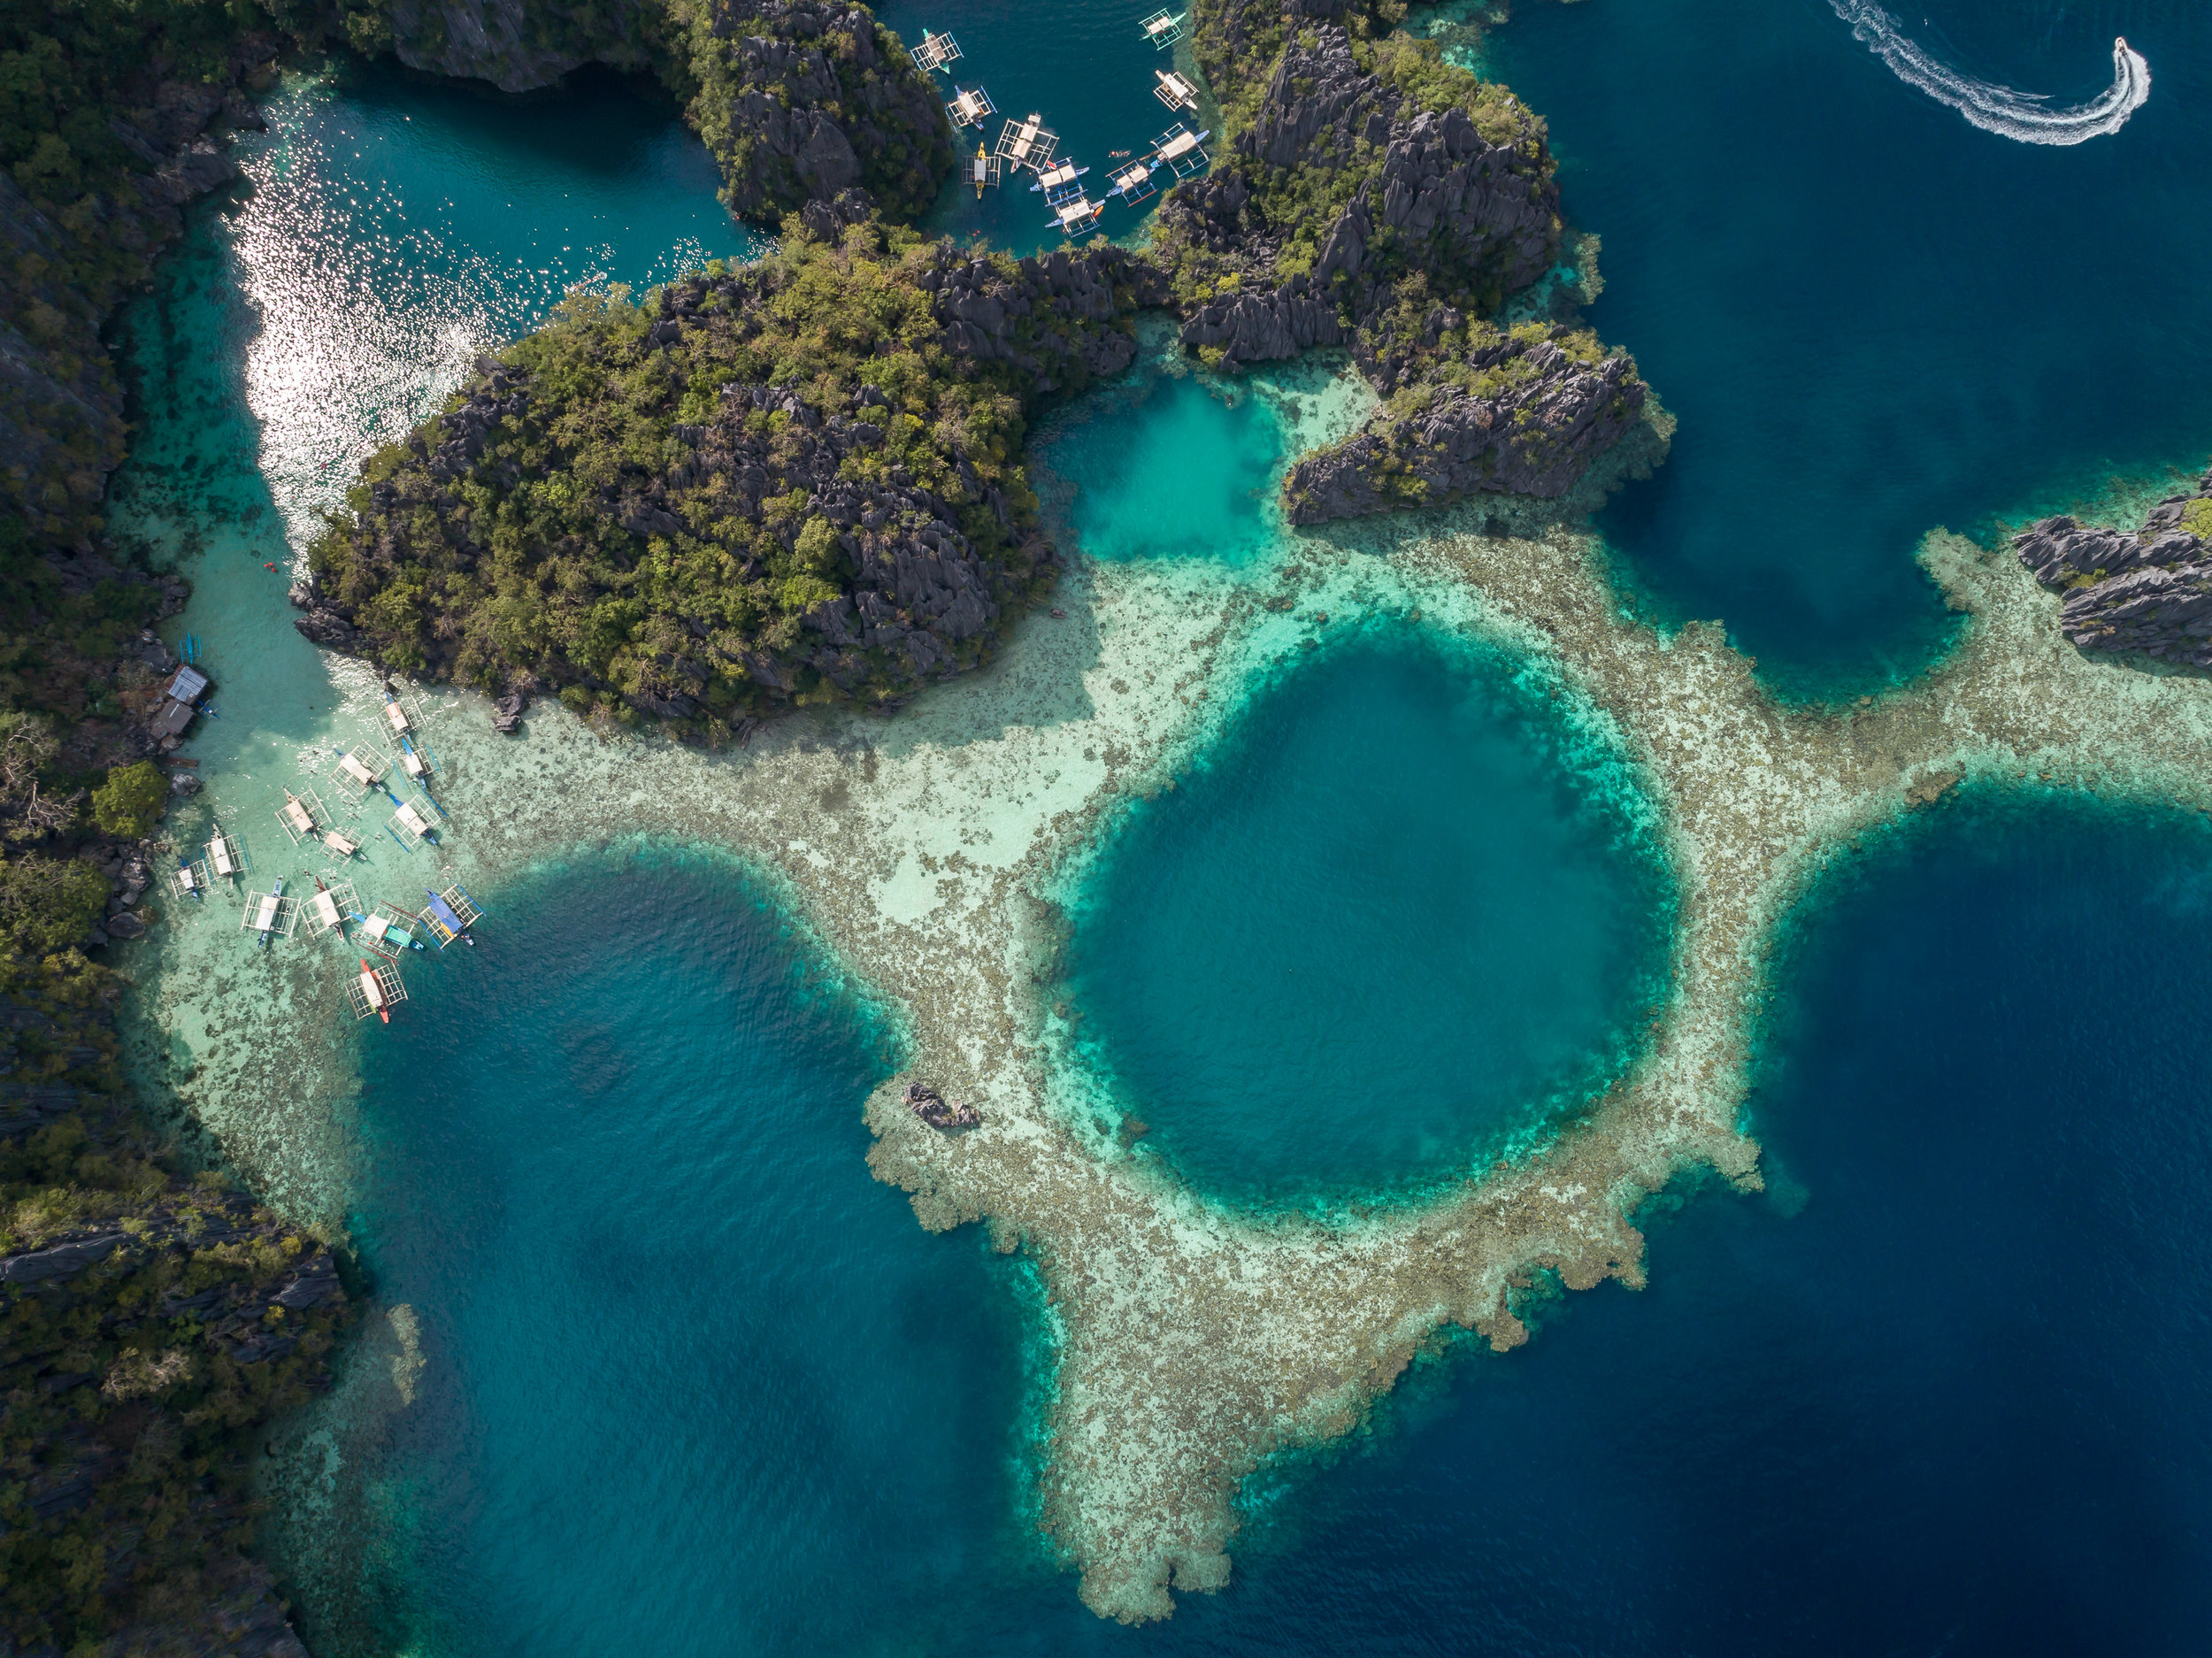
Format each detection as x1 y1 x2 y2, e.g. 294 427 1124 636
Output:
1831 4 2149 145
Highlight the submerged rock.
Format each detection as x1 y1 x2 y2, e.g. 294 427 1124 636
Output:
2015 475 2212 668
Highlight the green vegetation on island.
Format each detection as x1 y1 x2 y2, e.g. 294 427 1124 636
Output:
1 948 353 1652
298 211 1160 725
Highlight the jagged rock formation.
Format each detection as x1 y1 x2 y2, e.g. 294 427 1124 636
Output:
685 0 955 221
381 0 659 91
371 0 953 218
1284 328 1646 520
1164 18 1556 366
2015 475 2212 667
302 218 1165 724
1150 0 1654 523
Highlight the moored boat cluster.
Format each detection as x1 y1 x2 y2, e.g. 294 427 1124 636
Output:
913 15 1210 234
165 674 484 1028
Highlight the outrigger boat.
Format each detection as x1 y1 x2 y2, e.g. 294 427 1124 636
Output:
280 790 317 841
172 853 207 902
1152 123 1211 180
1029 158 1089 192
1108 155 1159 204
1155 68 1201 112
357 901 427 961
330 743 386 799
972 142 991 197
388 795 437 848
419 883 484 949
303 875 362 941
1036 157 1105 234
277 787 340 848
205 819 243 885
910 27 961 74
242 875 298 948
346 956 408 1025
946 84 995 130
1140 7 1187 48
994 112 1056 176
380 685 413 739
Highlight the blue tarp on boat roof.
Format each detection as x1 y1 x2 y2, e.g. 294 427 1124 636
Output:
424 891 465 932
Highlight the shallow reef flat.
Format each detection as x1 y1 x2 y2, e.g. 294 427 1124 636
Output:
130 380 2212 1623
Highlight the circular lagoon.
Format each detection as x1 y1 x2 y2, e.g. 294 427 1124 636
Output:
1060 626 1671 1205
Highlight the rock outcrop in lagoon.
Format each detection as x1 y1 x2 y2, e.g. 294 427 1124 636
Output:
2015 475 2212 668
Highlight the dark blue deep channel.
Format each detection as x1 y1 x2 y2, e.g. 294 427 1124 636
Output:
1489 0 2212 692
294 805 2212 1656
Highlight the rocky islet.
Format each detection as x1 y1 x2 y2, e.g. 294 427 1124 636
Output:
2014 474 2212 668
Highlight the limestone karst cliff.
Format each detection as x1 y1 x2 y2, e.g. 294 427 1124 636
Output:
2015 475 2212 668
297 201 1167 722
1150 0 1654 523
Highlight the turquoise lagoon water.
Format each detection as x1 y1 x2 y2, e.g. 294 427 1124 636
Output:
1061 630 1669 1203
1486 0 2212 690
1034 357 1287 564
288 850 1051 1657
98 7 2212 1650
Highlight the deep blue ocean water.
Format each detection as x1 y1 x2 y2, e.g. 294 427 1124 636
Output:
1062 630 1669 1203
95 8 2212 1649
1488 0 2212 692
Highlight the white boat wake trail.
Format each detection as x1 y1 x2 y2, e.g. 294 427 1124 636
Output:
1831 3 2150 144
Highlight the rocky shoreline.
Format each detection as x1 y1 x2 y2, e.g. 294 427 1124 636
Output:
296 0 1656 729
1157 2 1652 521
2013 473 2212 668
